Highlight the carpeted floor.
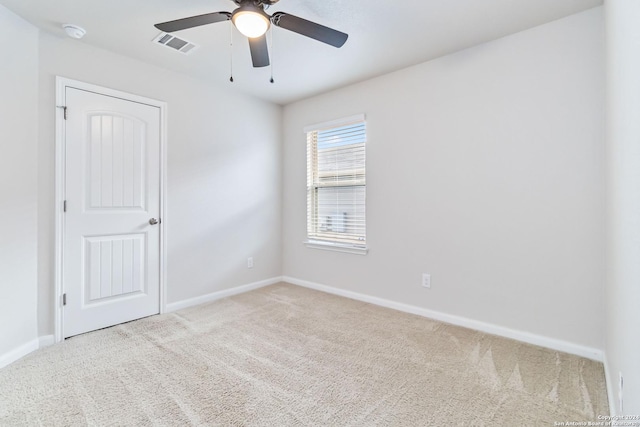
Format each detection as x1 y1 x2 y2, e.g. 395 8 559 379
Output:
0 282 608 426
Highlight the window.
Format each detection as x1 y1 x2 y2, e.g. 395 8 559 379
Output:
305 115 366 253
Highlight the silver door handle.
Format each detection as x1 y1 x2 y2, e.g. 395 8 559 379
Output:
149 218 160 225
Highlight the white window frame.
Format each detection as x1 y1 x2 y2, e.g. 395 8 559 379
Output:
304 114 368 255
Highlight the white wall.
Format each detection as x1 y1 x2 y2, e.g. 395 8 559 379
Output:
283 8 605 351
0 5 39 358
37 33 282 335
604 0 640 415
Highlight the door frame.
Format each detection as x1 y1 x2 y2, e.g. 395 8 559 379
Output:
54 77 168 343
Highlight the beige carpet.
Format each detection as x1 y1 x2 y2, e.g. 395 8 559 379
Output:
0 282 608 426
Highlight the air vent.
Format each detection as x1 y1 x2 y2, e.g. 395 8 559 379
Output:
153 32 198 55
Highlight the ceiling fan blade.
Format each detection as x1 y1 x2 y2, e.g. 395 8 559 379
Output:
248 35 270 67
155 12 231 33
271 12 348 48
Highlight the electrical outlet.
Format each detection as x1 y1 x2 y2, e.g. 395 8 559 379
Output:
619 372 624 413
247 257 254 269
422 273 431 289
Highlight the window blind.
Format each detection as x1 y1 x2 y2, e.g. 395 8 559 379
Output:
307 117 366 246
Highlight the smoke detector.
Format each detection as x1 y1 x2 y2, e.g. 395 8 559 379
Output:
62 24 86 39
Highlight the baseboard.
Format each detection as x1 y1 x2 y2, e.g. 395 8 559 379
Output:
603 352 616 416
282 276 604 362
39 335 55 348
0 338 39 369
165 276 283 313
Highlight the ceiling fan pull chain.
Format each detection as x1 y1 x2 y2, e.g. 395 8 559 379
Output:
229 22 234 83
269 27 275 84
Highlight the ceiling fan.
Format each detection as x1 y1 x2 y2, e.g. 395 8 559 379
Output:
155 0 348 68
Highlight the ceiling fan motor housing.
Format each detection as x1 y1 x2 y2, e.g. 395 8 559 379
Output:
233 0 279 7
231 2 271 20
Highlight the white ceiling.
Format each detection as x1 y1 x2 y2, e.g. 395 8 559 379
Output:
2 0 601 105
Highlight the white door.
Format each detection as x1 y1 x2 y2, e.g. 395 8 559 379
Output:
63 87 161 338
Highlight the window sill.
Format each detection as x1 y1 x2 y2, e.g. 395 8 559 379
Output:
304 240 369 255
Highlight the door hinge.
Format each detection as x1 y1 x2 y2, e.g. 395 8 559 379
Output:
56 105 67 120
62 293 67 306
63 200 67 212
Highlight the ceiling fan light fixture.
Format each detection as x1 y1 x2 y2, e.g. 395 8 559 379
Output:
232 9 270 38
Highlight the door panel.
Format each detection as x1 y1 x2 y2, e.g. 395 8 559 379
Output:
87 114 146 210
84 234 145 302
63 87 161 338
